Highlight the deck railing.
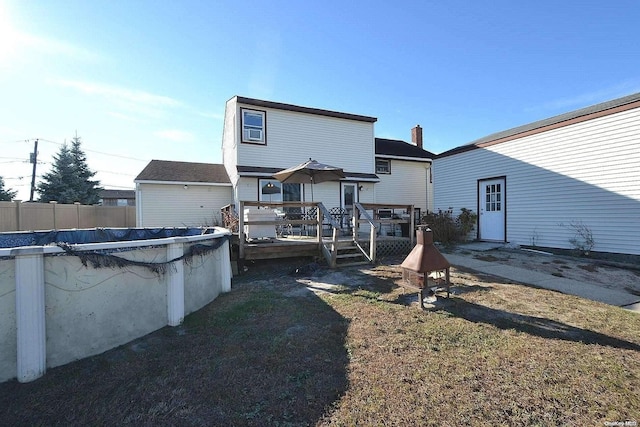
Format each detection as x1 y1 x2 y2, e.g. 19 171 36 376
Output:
225 201 416 268
353 202 377 262
317 203 340 267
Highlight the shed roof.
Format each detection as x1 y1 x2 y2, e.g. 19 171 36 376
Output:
375 138 435 160
135 160 231 184
100 189 135 199
438 92 640 158
233 96 378 123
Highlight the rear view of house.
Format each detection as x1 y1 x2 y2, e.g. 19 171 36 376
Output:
222 96 380 213
434 92 640 256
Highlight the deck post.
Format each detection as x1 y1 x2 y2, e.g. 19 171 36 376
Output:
316 204 323 252
352 204 359 242
238 201 245 260
331 227 338 267
370 222 376 262
409 205 415 247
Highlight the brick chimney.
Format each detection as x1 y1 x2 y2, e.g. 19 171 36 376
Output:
411 125 423 149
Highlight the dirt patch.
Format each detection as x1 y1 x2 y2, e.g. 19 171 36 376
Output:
457 247 640 296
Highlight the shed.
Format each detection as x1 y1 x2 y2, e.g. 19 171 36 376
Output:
135 160 233 227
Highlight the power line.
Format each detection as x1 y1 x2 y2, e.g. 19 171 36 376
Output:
38 138 150 162
94 169 137 177
0 139 39 144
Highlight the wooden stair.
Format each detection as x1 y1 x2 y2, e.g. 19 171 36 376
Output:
334 240 370 267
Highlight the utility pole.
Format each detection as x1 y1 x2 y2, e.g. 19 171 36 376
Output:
29 139 38 202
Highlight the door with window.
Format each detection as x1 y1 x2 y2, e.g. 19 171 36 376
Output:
478 178 505 241
341 183 358 229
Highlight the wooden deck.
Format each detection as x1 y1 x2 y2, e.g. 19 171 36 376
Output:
231 234 412 263
223 201 417 268
236 235 320 260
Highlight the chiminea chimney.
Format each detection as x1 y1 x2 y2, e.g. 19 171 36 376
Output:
411 125 423 149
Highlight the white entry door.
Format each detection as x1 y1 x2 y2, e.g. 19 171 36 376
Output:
479 178 505 241
341 183 358 228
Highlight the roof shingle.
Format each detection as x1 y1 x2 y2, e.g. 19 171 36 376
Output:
375 138 435 159
135 160 231 184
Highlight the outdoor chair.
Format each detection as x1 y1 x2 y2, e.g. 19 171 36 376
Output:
283 211 305 237
303 208 318 236
329 207 346 229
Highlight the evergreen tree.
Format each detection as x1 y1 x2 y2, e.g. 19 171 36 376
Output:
0 176 17 201
70 136 102 204
37 134 103 204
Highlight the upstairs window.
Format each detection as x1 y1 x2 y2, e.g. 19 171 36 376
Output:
376 158 391 174
242 109 266 144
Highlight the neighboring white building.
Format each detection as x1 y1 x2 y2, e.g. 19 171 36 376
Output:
135 160 232 227
434 92 640 256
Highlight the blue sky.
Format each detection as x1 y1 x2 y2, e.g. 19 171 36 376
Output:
1 0 639 200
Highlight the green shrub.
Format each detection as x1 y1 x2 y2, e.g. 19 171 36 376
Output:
420 208 478 245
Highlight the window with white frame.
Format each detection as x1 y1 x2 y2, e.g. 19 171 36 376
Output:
259 179 282 202
258 179 302 214
242 109 266 144
376 158 391 174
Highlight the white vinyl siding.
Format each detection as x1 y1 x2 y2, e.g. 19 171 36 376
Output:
375 160 431 213
137 184 233 228
222 97 239 187
434 107 640 255
236 106 375 174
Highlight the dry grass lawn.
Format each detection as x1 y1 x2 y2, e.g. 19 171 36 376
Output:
1 256 638 426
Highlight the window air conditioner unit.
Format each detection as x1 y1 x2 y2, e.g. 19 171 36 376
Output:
245 129 263 141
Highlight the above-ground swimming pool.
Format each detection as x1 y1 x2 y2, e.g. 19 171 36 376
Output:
0 227 232 383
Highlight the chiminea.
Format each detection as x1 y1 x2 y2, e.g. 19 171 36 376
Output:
400 227 451 308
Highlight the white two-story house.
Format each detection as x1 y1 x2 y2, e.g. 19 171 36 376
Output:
136 96 434 229
222 96 380 213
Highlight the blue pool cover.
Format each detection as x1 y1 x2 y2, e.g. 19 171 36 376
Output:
0 227 218 249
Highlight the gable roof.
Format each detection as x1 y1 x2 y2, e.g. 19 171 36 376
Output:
135 160 231 184
375 138 435 160
233 96 378 123
100 189 135 199
438 92 640 158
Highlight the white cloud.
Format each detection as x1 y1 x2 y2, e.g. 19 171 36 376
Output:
54 79 184 108
0 6 102 66
21 33 103 62
153 129 195 143
198 111 224 121
527 80 640 113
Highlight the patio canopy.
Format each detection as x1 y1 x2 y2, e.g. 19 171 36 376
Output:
273 159 345 202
